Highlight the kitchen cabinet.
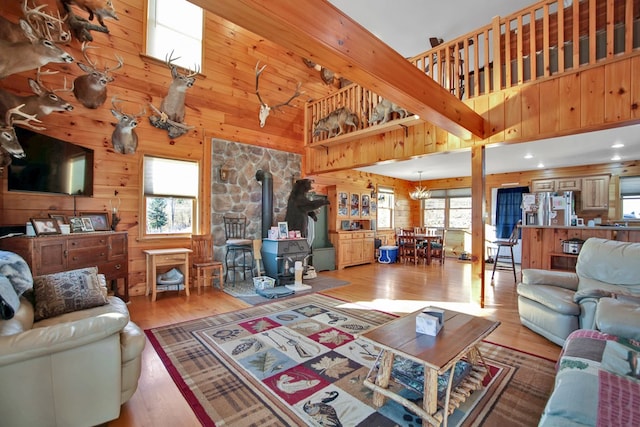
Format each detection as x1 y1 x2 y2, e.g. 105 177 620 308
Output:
581 175 610 210
0 231 129 301
531 177 582 192
531 179 556 192
330 231 375 269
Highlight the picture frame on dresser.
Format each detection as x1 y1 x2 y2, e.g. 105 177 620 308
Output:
30 218 61 236
48 214 66 227
80 212 110 231
68 217 84 233
81 217 95 232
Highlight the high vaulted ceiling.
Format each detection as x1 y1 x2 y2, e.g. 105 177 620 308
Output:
327 0 640 181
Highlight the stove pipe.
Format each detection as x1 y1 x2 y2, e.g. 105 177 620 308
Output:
255 170 273 238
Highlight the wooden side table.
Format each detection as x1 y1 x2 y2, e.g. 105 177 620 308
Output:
143 248 192 302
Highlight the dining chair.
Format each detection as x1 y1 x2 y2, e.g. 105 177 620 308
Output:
398 232 419 265
428 229 446 265
191 234 224 291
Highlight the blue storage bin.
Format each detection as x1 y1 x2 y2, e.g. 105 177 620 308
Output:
378 246 398 263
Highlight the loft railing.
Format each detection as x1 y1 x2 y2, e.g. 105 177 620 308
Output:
411 0 639 99
306 0 640 145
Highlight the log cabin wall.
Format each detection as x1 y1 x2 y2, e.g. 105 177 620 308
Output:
0 0 335 296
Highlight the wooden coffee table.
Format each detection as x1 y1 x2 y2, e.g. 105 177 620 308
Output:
360 308 500 427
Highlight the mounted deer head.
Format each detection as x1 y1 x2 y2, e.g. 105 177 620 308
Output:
255 61 302 127
73 41 123 109
110 96 145 155
0 0 70 44
149 51 198 138
0 19 74 79
0 103 44 160
0 68 74 119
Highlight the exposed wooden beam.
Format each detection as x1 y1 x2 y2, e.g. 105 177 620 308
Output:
190 0 487 140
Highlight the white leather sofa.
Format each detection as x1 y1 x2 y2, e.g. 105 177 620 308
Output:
0 262 145 426
516 237 640 345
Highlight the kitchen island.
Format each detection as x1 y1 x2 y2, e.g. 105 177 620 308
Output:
520 225 640 272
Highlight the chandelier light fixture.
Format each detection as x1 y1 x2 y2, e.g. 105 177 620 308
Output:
409 171 431 200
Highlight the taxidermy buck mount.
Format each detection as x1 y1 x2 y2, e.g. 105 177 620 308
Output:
149 51 198 139
0 68 74 121
73 41 123 109
0 104 44 167
59 0 117 42
255 61 303 127
0 0 71 44
110 96 145 155
0 19 74 79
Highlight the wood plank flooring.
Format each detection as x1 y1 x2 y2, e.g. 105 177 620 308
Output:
111 260 561 427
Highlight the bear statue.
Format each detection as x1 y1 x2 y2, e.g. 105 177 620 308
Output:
284 179 330 237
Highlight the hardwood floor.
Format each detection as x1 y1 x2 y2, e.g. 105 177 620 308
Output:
111 260 561 426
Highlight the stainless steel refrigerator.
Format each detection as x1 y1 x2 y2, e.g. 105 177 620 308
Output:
522 191 574 226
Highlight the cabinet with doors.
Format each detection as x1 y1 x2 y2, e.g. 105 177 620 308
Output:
327 185 376 269
0 231 129 301
531 174 610 211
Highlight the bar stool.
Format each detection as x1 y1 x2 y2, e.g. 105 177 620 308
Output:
223 216 254 285
491 220 521 284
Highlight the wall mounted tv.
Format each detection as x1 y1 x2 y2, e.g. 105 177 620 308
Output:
8 127 94 196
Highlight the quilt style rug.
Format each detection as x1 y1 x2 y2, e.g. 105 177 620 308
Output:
146 294 556 426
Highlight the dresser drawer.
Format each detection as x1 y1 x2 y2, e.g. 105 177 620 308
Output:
100 260 128 280
155 253 189 265
68 235 109 250
68 248 108 269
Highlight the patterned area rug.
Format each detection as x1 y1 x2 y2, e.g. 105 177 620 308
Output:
223 275 350 305
145 294 556 426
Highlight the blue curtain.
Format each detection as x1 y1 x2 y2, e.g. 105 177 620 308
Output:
496 187 529 238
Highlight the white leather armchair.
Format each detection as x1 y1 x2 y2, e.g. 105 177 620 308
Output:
517 238 640 346
0 294 145 427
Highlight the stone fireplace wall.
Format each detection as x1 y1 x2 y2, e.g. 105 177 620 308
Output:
211 138 301 261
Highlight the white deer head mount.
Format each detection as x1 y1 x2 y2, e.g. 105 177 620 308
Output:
255 61 302 128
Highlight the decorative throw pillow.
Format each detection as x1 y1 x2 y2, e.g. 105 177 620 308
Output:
33 267 109 321
0 251 33 297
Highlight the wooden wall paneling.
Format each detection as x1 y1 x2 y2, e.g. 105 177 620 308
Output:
520 83 541 138
539 78 560 134
504 88 522 141
604 59 631 123
580 66 606 126
558 72 581 130
630 56 640 119
488 91 505 142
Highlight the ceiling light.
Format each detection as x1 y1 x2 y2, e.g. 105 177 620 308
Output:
537 162 545 168
611 154 621 161
524 153 533 159
409 171 430 200
611 143 624 148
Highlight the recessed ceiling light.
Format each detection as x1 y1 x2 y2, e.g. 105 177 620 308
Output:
524 153 533 159
612 143 624 148
611 154 621 161
537 162 545 168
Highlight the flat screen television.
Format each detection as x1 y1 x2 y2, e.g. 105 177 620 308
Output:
8 127 94 196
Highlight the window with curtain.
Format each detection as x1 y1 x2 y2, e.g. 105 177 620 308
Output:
146 0 203 71
376 186 394 229
621 176 640 219
143 156 199 235
495 186 529 238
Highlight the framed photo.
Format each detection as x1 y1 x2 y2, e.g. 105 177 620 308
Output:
68 217 84 233
48 214 66 227
277 222 289 239
81 217 95 232
80 212 110 231
30 218 61 236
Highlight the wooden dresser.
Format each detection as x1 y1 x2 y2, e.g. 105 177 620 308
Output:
0 231 129 302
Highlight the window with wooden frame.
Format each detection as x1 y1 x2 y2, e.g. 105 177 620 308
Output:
143 155 199 236
145 0 203 71
376 186 395 229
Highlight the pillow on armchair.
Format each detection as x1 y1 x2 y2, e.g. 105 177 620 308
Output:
33 267 109 321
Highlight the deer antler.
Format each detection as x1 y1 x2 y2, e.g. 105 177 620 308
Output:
271 82 303 111
5 104 44 130
80 41 100 69
23 0 70 43
36 67 74 93
112 96 146 117
148 103 193 131
165 50 199 77
255 61 268 107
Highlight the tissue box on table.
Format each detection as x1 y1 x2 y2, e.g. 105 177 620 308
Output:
416 307 444 336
